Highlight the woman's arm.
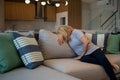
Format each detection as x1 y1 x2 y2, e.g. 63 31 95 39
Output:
74 35 90 60
57 34 64 45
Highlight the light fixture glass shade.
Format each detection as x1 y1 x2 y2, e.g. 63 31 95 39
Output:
41 1 46 6
55 3 60 7
47 0 51 4
65 1 68 6
25 0 30 4
35 0 39 1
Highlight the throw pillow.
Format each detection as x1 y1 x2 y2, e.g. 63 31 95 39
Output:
13 32 44 69
39 29 75 60
85 33 109 52
106 34 120 54
0 33 23 73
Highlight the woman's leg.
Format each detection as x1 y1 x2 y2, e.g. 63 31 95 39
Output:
91 49 117 80
80 55 99 65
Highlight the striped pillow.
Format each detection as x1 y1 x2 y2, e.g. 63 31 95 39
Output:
13 32 44 69
85 33 109 51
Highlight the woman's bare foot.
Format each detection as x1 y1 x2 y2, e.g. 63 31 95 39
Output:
112 64 119 71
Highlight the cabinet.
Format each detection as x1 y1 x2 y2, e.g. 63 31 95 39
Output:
56 0 82 29
68 0 82 29
5 1 35 20
44 5 56 22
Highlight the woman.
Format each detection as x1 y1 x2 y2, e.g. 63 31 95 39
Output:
56 25 119 80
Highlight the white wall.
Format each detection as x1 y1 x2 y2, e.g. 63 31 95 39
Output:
55 11 68 30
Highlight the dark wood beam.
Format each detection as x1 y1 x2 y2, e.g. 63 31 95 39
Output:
5 0 35 3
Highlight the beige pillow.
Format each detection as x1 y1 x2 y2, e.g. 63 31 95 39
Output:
39 29 75 60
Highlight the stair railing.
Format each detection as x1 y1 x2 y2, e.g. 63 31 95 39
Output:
100 10 118 32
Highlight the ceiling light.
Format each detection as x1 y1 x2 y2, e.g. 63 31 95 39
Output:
65 1 68 6
47 0 51 4
35 0 39 1
25 0 68 7
25 0 30 4
41 1 46 6
55 3 60 7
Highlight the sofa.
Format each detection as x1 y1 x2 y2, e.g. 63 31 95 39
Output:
0 29 120 80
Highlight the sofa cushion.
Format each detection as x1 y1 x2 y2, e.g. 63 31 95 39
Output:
0 65 81 80
0 33 23 73
39 29 75 59
106 54 120 69
5 30 34 36
106 34 120 54
44 58 109 80
13 32 44 69
44 54 120 80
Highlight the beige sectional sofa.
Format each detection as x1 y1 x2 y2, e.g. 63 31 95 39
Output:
38 29 120 80
0 29 120 80
0 65 80 80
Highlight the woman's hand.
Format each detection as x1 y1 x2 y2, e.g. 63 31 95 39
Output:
57 35 64 45
74 55 82 60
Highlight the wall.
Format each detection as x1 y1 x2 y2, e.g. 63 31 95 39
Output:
117 0 120 31
5 19 56 32
56 11 68 29
82 2 91 29
90 1 104 30
0 0 5 31
82 0 119 31
90 0 118 30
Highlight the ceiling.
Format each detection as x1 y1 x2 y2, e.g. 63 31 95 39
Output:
5 0 96 4
5 0 28 2
5 0 65 2
5 0 35 3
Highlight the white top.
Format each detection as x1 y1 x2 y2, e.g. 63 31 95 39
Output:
68 29 99 56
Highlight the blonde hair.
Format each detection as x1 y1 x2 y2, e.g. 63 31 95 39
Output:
56 25 72 42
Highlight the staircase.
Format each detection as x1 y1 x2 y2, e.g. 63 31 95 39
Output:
100 10 118 32
84 0 119 32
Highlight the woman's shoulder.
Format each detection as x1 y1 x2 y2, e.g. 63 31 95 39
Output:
73 29 83 34
72 29 84 38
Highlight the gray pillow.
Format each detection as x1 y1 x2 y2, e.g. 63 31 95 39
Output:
39 29 75 59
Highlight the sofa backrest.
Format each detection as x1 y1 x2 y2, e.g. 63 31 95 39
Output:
85 32 109 48
83 30 120 54
38 29 76 60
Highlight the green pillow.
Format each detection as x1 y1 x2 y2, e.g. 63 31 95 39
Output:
95 31 103 34
106 34 120 54
0 33 23 73
118 34 120 51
